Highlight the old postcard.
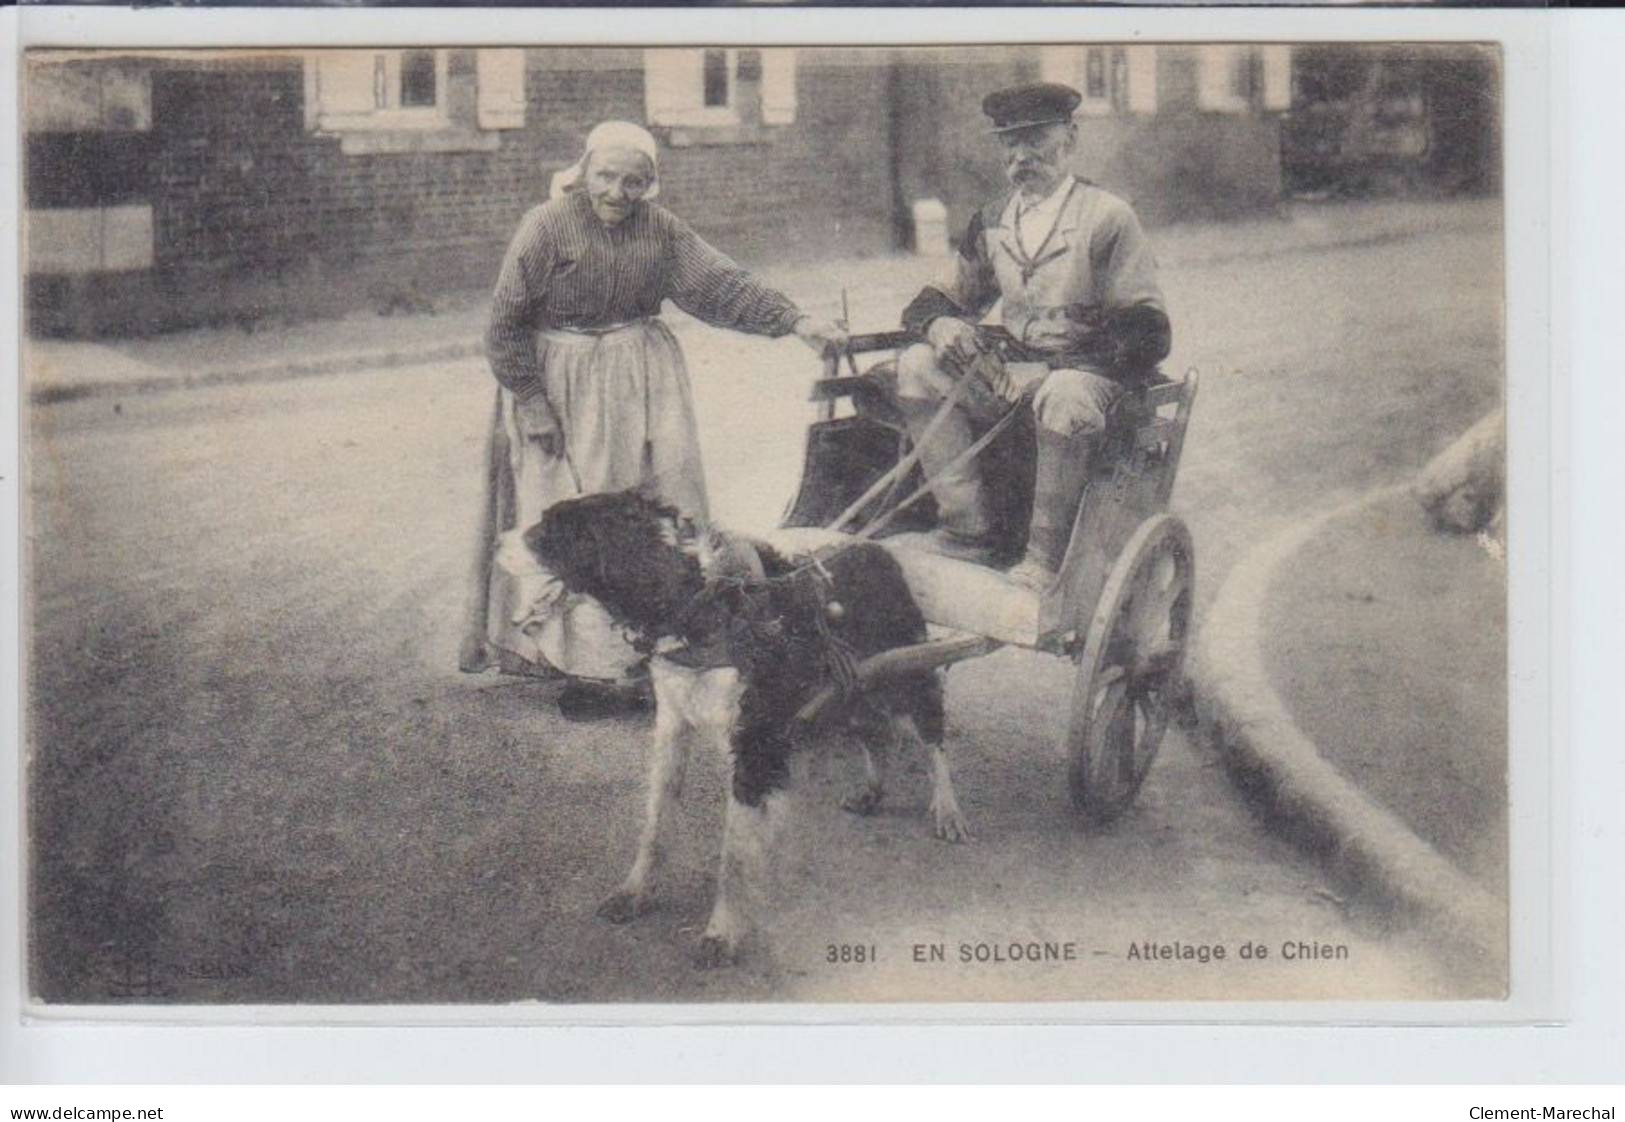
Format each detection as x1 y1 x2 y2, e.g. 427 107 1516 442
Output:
15 28 1534 1014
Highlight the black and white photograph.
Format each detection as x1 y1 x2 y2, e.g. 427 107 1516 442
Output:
19 37 1515 1008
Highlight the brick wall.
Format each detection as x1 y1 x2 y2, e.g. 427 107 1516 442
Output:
134 53 640 332
26 46 1286 337
656 56 897 263
28 49 902 335
894 49 1035 244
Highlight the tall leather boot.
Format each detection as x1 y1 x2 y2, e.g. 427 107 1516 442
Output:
1007 429 1096 590
893 396 996 563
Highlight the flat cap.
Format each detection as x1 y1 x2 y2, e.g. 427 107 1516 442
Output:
982 82 1083 134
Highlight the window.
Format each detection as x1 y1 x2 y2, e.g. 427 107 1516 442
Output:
399 50 438 108
304 49 525 152
645 48 738 127
309 50 449 131
1198 45 1293 113
1230 48 1262 103
1110 50 1130 111
644 48 797 130
1085 49 1107 101
1038 46 1153 115
702 49 731 109
1197 45 1255 113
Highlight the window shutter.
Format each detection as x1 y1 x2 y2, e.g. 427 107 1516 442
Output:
1260 46 1292 111
101 204 155 270
477 49 527 129
314 52 381 122
1196 45 1243 112
1038 47 1081 87
760 49 797 125
1124 46 1158 114
644 49 706 125
25 204 153 274
28 62 153 132
27 63 104 132
27 208 102 274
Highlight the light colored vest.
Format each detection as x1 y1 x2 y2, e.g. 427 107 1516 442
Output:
980 182 1165 353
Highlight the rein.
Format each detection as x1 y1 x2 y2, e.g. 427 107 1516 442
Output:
818 341 1033 554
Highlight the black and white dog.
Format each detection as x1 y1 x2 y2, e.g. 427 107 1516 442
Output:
523 490 970 967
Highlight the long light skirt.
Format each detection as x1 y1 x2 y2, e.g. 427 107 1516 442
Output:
460 319 708 681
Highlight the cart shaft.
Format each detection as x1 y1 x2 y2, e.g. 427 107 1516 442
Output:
793 633 1001 726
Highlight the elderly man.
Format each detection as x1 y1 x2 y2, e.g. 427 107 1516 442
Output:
894 82 1172 589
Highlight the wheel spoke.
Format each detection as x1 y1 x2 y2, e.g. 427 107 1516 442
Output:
1088 677 1131 787
1089 665 1128 717
1133 694 1169 768
1122 700 1153 784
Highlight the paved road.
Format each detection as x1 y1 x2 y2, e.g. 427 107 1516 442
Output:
26 218 1503 1004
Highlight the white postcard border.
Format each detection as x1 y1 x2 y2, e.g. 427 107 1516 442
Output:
0 1 1598 1081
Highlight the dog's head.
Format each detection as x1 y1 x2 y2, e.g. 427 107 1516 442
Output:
522 491 705 642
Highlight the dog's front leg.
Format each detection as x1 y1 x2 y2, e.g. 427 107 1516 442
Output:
597 677 689 924
697 717 788 969
895 714 973 843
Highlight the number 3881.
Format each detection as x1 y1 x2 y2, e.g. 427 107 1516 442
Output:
826 944 878 964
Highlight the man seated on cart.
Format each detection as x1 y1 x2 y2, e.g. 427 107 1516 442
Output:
892 81 1173 590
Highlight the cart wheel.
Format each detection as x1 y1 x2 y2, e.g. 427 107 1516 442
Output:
1066 513 1194 825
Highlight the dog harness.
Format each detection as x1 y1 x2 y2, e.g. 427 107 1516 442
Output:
660 537 861 701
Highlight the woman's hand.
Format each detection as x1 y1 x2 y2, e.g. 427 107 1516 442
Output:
515 393 564 458
792 315 850 356
926 316 982 371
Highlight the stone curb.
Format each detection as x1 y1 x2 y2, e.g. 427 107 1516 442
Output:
1189 483 1507 974
29 338 486 405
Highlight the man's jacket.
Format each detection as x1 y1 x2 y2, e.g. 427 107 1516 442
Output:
902 179 1172 376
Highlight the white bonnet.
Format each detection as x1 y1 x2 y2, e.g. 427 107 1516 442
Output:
549 120 661 201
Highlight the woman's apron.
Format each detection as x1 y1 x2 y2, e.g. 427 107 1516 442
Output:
461 318 708 681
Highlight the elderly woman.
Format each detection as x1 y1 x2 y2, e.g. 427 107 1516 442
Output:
461 121 843 719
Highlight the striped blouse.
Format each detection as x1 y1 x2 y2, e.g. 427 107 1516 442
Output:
485 190 804 401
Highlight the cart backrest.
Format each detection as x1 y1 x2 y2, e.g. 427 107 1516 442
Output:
1128 372 1199 507
811 332 914 421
